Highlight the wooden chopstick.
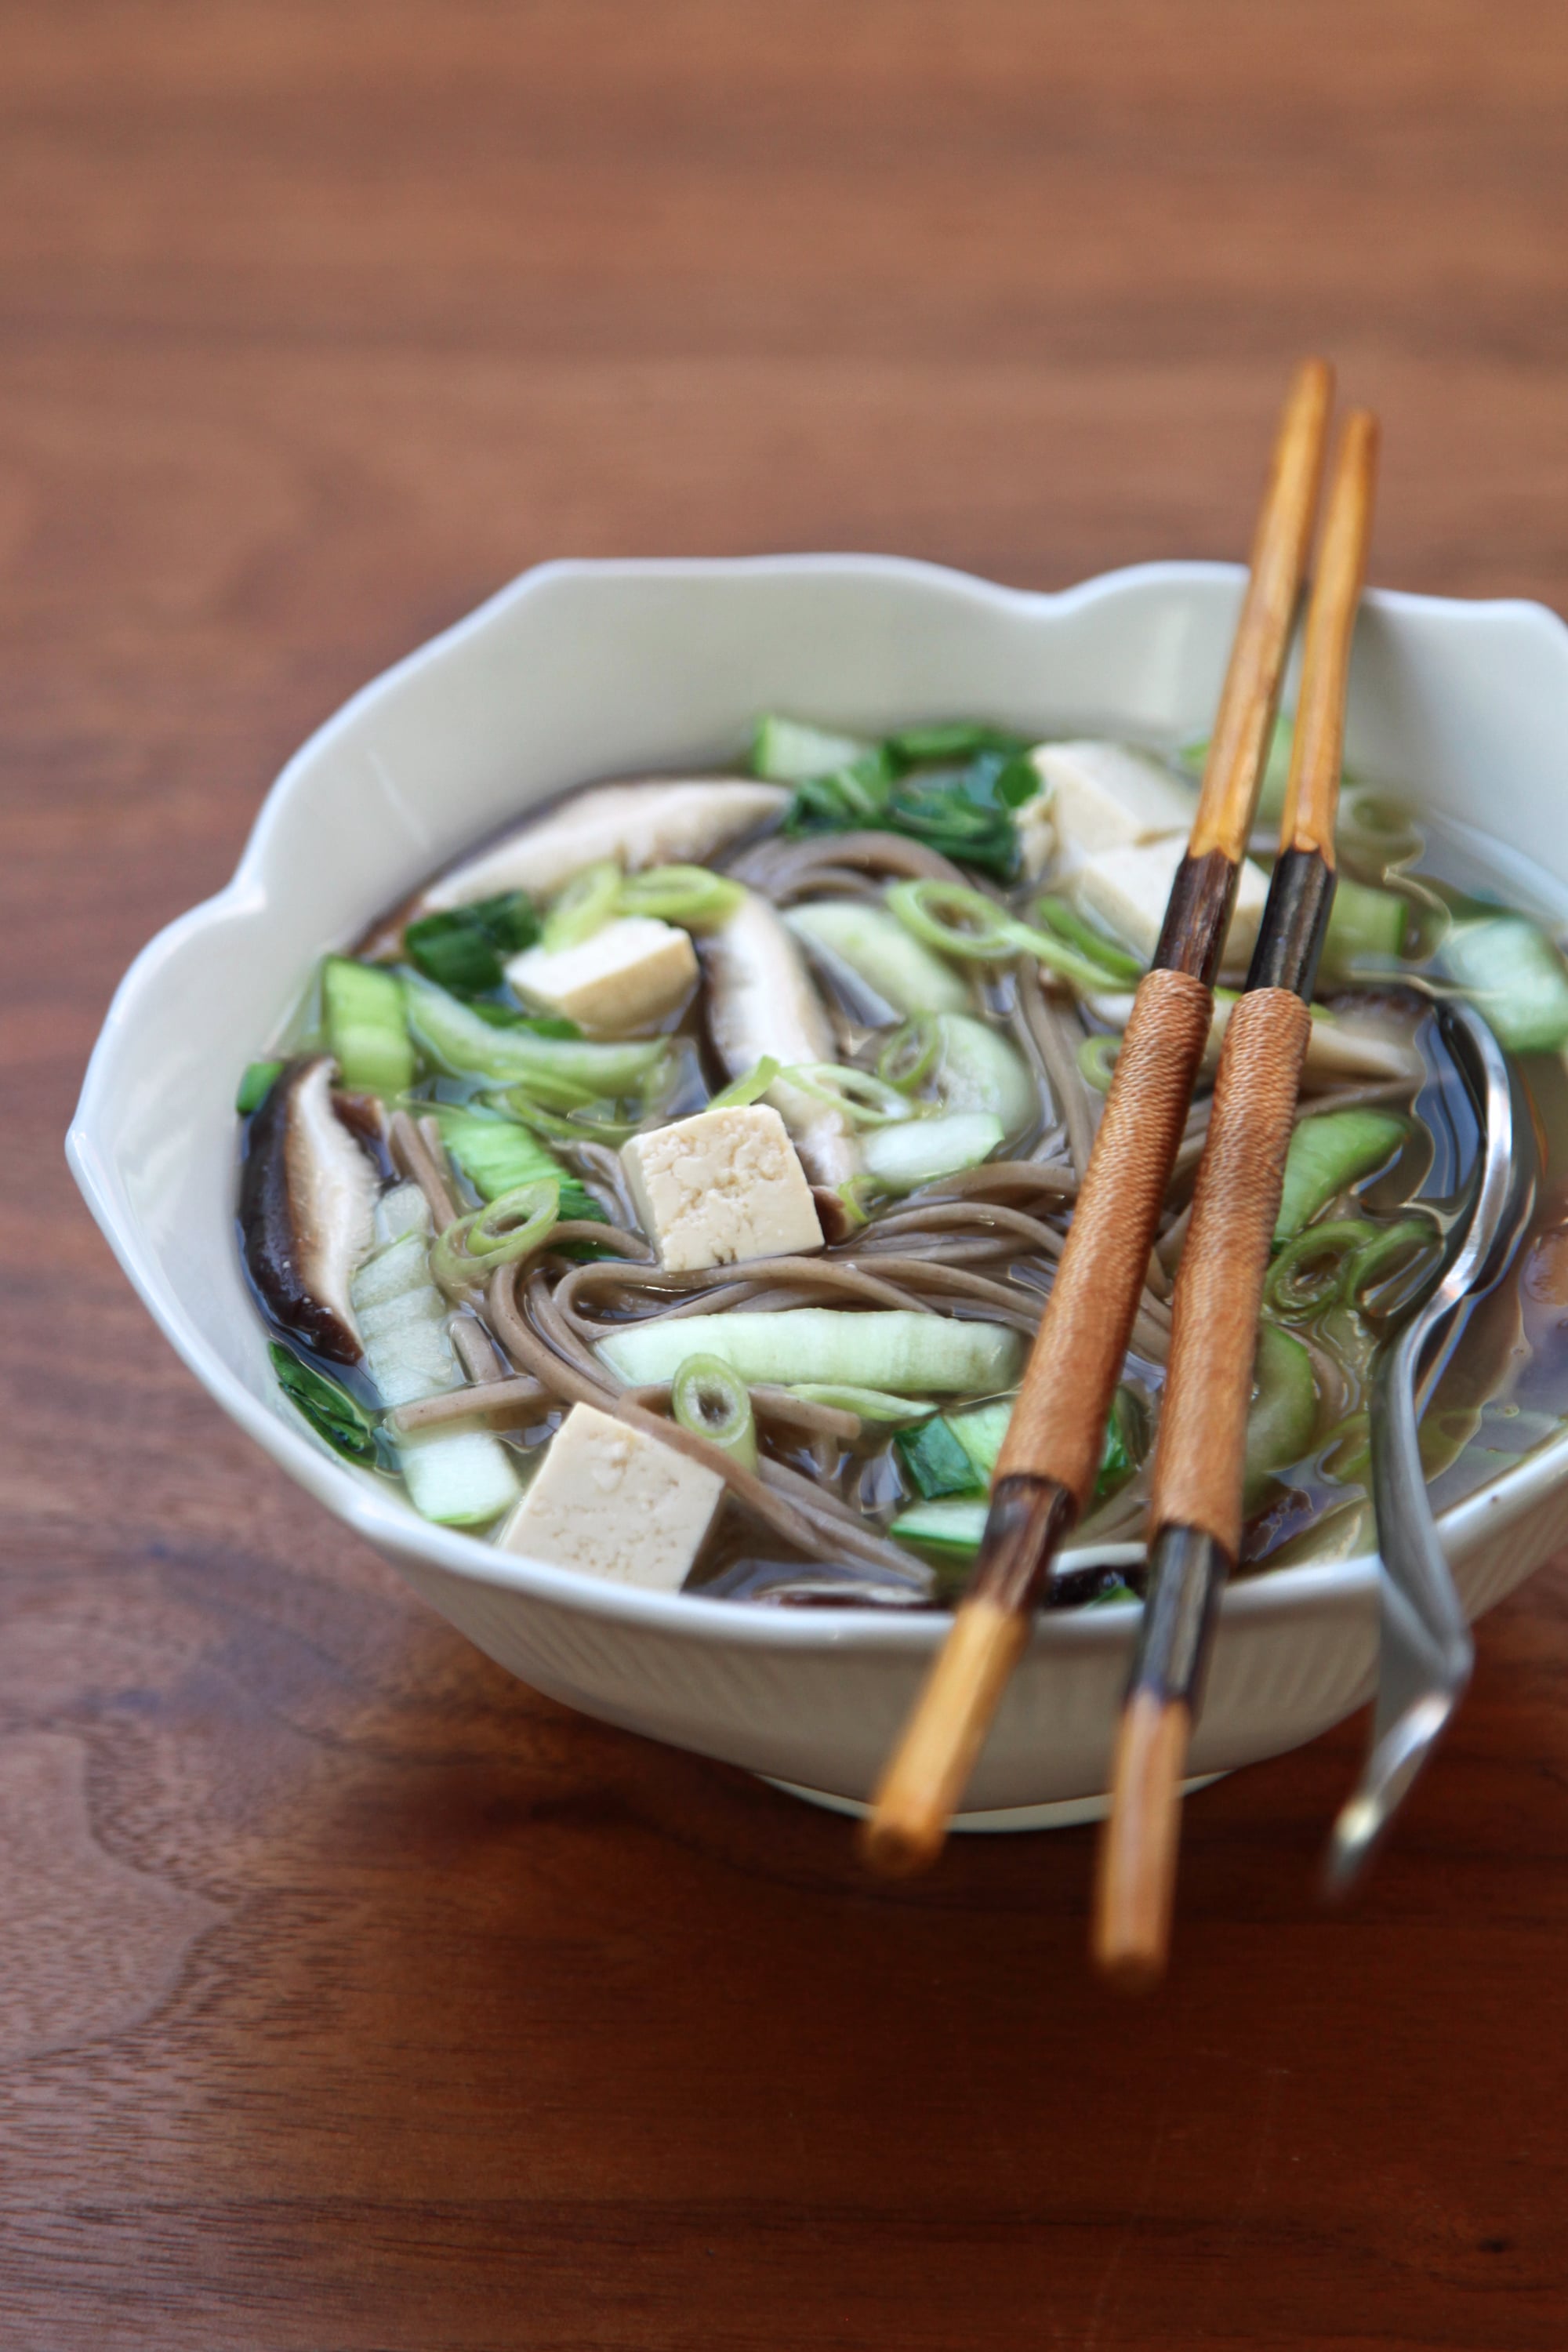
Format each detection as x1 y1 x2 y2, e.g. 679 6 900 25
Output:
1093 408 1380 1988
861 360 1335 1877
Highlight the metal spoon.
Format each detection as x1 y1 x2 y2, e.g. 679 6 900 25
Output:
1326 1000 1537 1889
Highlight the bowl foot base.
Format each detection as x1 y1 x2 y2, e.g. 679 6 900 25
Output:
759 1772 1226 1833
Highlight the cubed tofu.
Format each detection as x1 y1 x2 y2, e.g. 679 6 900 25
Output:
505 915 698 1035
621 1102 823 1272
495 1402 724 1592
1029 740 1196 868
1073 836 1270 972
1013 788 1057 881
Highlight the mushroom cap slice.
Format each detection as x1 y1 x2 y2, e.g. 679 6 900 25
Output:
240 1056 380 1363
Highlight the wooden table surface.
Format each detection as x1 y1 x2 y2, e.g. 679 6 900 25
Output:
6 4 1568 2344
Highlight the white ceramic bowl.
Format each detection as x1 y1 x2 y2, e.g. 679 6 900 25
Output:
69 556 1568 1826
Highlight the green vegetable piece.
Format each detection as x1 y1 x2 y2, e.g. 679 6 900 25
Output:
598 1308 1024 1396
1345 1215 1442 1314
1274 1109 1407 1240
269 1342 378 1463
405 890 540 996
1243 1323 1319 1503
437 1107 605 1225
901 1387 1141 1509
1097 1386 1145 1500
946 1398 1014 1483
1266 1219 1375 1318
236 1059 284 1115
616 864 742 930
322 957 415 1098
405 975 667 1095
895 1415 983 1500
751 714 873 782
542 860 622 951
1033 896 1144 984
1444 913 1568 1051
786 900 970 1016
888 1497 988 1557
707 1056 781 1109
672 1356 759 1473
885 724 1029 764
786 1383 933 1423
861 1110 1004 1192
1319 876 1408 978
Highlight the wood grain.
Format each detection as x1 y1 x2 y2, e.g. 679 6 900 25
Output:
6 2 1568 2343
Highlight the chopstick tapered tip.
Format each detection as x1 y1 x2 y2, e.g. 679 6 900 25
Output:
861 1596 1032 1878
1091 1690 1193 1991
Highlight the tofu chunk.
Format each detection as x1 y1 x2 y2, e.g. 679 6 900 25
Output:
1073 835 1270 974
505 915 697 1035
496 1402 724 1592
622 1103 824 1273
1030 741 1196 868
1013 787 1057 881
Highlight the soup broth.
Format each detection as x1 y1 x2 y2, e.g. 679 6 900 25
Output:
235 717 1568 1607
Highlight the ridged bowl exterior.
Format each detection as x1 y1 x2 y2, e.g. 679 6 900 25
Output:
68 556 1568 1813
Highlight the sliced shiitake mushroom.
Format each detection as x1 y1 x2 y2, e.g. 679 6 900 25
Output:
240 1056 379 1363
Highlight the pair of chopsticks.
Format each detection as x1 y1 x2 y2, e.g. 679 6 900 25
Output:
864 361 1380 1984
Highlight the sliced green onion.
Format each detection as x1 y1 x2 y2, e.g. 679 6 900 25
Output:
1345 1216 1443 1314
541 860 622 951
1033 896 1144 984
616 864 742 931
502 1089 642 1145
707 1056 782 1110
671 1355 758 1472
1078 1034 1120 1092
430 1179 560 1297
1265 1220 1374 1319
236 1059 284 1115
786 1384 933 1423
269 1342 378 1463
885 878 1022 962
878 1019 942 1093
777 1062 916 1129
885 878 1120 989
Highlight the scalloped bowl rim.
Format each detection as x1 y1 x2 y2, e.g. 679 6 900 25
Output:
67 551 1568 1661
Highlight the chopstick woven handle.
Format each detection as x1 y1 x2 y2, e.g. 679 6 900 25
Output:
1148 987 1312 1555
995 967 1214 1510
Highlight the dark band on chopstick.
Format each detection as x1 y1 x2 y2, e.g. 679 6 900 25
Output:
1127 1525 1229 1705
1153 848 1241 984
967 1472 1075 1616
1245 847 1336 997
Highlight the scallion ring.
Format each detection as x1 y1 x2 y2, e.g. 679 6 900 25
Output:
670 1355 759 1472
1265 1219 1373 1320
